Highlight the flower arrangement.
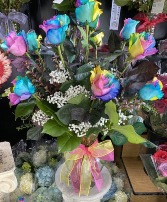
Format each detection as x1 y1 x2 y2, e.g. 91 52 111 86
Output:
0 0 161 196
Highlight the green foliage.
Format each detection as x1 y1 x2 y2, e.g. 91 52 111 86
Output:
109 131 128 146
114 0 130 6
75 63 93 81
133 122 146 135
60 80 75 93
105 101 118 125
111 124 146 144
35 98 63 126
68 93 89 105
64 39 76 63
57 133 81 152
42 119 68 137
15 100 35 120
56 104 76 125
124 61 159 97
52 0 75 12
77 26 89 48
27 126 43 140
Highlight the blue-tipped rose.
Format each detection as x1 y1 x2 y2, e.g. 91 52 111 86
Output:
9 76 35 105
39 14 70 45
120 18 139 40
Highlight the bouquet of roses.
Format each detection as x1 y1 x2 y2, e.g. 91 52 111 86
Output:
0 0 160 195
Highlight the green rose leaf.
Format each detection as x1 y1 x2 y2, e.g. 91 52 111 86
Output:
109 131 128 146
64 38 76 63
128 116 144 125
75 63 93 81
35 99 63 126
57 133 81 153
142 140 157 148
112 124 146 144
42 119 67 137
133 122 146 135
27 126 43 140
35 99 55 117
52 0 75 11
68 93 89 105
15 100 35 120
77 26 87 42
114 0 130 6
60 80 74 93
105 101 118 124
56 104 74 125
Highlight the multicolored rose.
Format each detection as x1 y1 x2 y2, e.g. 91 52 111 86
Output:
9 76 35 105
120 18 139 40
139 77 164 101
90 31 104 46
90 66 120 101
0 31 27 56
75 0 102 28
153 150 167 164
27 30 42 52
39 14 70 45
153 150 167 177
128 32 158 60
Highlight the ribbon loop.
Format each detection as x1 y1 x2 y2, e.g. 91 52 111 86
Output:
60 140 114 196
0 10 28 40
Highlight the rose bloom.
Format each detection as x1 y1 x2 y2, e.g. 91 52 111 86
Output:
153 150 167 164
157 75 167 99
154 99 167 113
159 143 167 152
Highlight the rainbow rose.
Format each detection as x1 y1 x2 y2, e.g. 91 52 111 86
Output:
90 31 104 46
120 18 139 40
139 77 164 101
0 31 27 56
9 76 35 105
39 14 70 45
27 30 42 52
90 66 120 101
128 32 158 60
75 0 102 28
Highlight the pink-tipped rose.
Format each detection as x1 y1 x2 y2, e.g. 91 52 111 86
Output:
1 31 27 56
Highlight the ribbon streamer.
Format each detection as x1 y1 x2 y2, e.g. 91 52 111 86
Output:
60 140 114 196
0 10 28 40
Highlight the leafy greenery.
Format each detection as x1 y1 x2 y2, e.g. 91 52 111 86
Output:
42 119 68 137
57 133 81 153
52 0 75 12
15 100 35 120
27 126 43 140
105 101 119 125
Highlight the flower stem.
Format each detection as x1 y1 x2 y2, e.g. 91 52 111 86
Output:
121 41 126 51
85 24 90 63
119 60 132 78
95 45 97 59
57 45 65 67
35 50 45 68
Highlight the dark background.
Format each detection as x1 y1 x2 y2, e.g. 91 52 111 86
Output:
0 0 167 146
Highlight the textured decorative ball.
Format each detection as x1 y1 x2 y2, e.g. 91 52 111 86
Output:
114 191 128 202
31 186 63 202
19 173 35 195
113 177 124 191
22 162 31 173
35 166 55 187
101 181 117 202
33 150 47 168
